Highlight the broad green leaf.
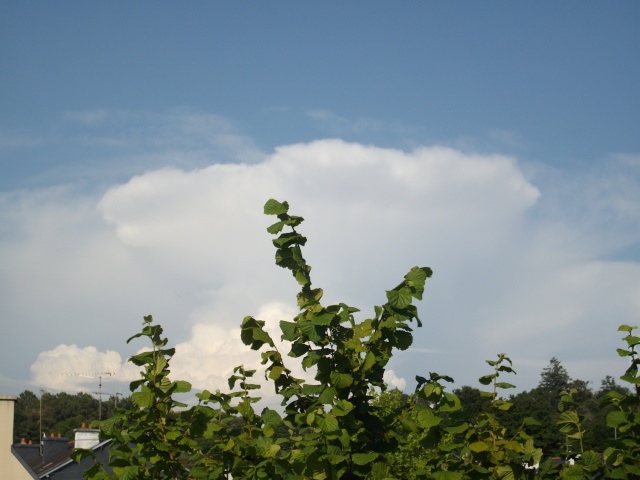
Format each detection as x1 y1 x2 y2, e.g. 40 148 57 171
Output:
562 465 586 480
495 382 515 389
352 452 379 465
268 365 284 380
132 388 154 408
606 410 628 428
332 399 354 416
267 220 285 234
493 399 512 411
153 355 167 376
469 441 489 452
362 351 376 372
306 411 315 425
330 371 354 389
405 266 432 300
173 380 191 393
252 327 274 346
312 312 336 326
280 321 298 340
495 466 516 480
624 335 640 347
417 409 442 428
444 422 468 434
299 321 323 343
394 330 413 350
119 466 141 480
558 410 580 425
264 198 289 215
432 471 463 480
317 413 339 432
262 408 282 426
386 287 413 309
301 383 324 395
319 386 337 404
400 416 418 433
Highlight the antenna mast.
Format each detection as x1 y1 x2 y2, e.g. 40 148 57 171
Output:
62 371 114 422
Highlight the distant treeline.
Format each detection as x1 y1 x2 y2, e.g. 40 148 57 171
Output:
13 357 625 455
13 390 133 443
453 357 628 456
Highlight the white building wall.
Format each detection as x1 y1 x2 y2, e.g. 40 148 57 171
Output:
74 428 100 450
0 396 36 480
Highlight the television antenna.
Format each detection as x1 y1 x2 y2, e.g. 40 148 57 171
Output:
62 371 114 422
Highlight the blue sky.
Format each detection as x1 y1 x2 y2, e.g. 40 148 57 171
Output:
1 3 639 403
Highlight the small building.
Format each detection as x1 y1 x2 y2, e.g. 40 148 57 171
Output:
1 395 112 479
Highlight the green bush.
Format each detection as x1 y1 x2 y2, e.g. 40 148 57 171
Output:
73 200 640 479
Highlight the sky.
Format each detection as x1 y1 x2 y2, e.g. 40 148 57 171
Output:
1 2 639 406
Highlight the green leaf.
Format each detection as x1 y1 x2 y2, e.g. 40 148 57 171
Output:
523 416 541 426
173 380 191 393
70 448 94 464
469 441 489 452
332 399 354 417
495 382 515 389
394 330 413 350
119 466 141 480
268 365 284 380
405 266 432 300
581 450 604 473
262 408 282 426
264 199 289 215
280 320 298 340
444 422 468 434
299 321 323 343
417 409 442 428
386 287 413 309
267 220 286 234
352 452 379 465
558 410 580 425
132 388 154 408
317 413 339 432
330 371 354 389
362 351 376 372
494 466 516 480
432 471 463 480
311 312 336 326
606 410 628 428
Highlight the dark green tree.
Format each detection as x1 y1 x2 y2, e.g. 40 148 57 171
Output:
13 390 40 443
454 385 492 424
539 357 571 408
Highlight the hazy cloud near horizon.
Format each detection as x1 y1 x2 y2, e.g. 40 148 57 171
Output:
2 136 640 400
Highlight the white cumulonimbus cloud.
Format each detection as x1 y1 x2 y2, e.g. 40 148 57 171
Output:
30 344 139 392
1 136 638 396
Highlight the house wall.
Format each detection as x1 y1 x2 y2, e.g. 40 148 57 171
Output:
0 396 37 480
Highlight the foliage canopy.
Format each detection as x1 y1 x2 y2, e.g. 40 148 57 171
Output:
73 200 640 479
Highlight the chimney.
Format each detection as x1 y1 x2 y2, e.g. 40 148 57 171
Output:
42 434 70 464
74 424 100 450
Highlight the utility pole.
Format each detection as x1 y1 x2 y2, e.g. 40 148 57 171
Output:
39 389 43 456
38 388 53 456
